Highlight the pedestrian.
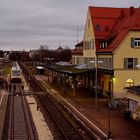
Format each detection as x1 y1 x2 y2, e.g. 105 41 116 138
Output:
37 105 39 110
21 85 24 92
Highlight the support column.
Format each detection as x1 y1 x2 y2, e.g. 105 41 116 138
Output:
52 70 53 83
72 76 77 97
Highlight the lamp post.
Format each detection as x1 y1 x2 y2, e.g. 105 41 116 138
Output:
44 58 47 66
107 90 112 139
107 76 114 140
90 59 103 109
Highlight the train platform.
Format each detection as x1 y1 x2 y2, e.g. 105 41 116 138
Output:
26 96 53 140
36 75 140 140
21 72 53 140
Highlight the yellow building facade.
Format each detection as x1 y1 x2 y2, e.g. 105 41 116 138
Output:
113 31 140 97
83 10 96 68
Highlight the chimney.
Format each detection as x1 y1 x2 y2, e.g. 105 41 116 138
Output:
120 10 125 19
130 6 134 16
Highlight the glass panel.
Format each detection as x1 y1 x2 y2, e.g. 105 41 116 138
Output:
127 58 133 69
124 58 128 69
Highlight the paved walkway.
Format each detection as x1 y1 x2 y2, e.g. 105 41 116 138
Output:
67 97 140 140
26 96 53 140
36 75 140 140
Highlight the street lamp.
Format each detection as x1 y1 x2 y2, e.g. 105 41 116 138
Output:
106 76 115 140
90 59 103 109
44 58 47 66
107 90 112 140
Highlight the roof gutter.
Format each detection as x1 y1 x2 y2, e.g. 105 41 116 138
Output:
96 52 113 55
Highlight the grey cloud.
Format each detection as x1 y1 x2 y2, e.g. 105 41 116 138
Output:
0 0 139 51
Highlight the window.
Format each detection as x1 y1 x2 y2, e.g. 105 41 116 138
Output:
76 57 80 64
98 57 112 69
100 41 107 49
131 38 140 48
88 19 90 28
124 58 138 69
95 24 101 32
84 40 94 50
84 57 95 68
84 41 87 50
91 39 94 49
84 57 88 65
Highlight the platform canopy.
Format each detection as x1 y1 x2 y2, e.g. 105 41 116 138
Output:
74 64 88 69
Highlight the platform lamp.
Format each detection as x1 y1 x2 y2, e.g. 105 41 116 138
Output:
107 89 112 140
90 59 103 109
106 76 115 140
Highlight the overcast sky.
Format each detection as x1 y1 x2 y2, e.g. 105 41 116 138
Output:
0 0 140 51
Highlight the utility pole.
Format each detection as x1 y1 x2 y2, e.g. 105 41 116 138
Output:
77 26 79 44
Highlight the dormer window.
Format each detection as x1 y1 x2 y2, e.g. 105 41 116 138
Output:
95 24 101 32
100 41 107 48
131 38 140 48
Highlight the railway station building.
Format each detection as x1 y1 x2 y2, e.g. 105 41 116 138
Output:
43 6 140 99
72 6 140 98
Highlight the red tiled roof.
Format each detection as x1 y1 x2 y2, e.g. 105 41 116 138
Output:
72 50 83 55
75 41 83 47
89 6 140 53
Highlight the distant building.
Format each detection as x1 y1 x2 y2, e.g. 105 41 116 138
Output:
29 49 39 58
57 46 63 52
72 41 83 65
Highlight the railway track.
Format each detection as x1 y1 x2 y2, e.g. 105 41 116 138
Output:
30 77 85 139
38 94 85 140
3 95 38 140
20 63 86 139
19 62 107 140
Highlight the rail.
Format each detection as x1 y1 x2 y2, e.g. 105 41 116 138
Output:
3 95 38 140
19 62 107 139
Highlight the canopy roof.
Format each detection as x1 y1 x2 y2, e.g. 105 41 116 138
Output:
127 86 140 95
45 64 113 76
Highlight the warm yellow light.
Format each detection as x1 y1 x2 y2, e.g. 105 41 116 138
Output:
112 77 116 82
126 79 134 83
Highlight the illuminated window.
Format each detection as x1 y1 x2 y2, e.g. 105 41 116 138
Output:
126 79 134 87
